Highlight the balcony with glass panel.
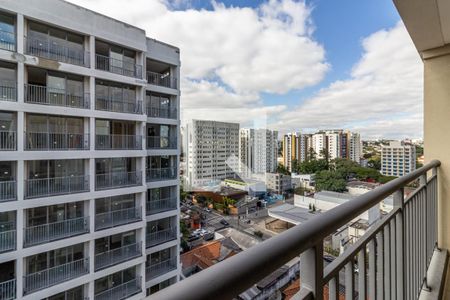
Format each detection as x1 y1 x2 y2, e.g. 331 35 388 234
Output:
146 156 177 182
0 162 16 202
147 186 177 215
95 80 142 114
0 112 16 151
24 202 89 247
146 124 177 150
146 59 177 89
25 21 89 67
94 231 142 271
25 67 89 108
95 119 142 150
0 212 15 253
145 247 177 282
95 41 142 78
94 268 141 300
145 93 177 119
0 261 16 300
146 217 177 248
95 194 142 231
25 114 89 151
0 13 16 52
23 244 89 295
24 159 89 199
95 158 142 190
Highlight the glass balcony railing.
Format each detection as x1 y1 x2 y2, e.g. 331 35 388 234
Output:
94 242 142 271
95 96 143 115
95 54 142 78
146 167 177 182
94 277 141 300
95 207 142 231
0 180 16 202
95 171 142 191
95 134 142 150
147 71 177 89
146 227 177 248
25 132 89 151
146 136 177 149
24 175 90 199
0 29 16 52
0 81 16 102
145 106 177 119
0 279 16 300
146 258 177 281
0 131 16 151
146 197 177 215
24 217 89 247
25 84 90 109
23 258 89 295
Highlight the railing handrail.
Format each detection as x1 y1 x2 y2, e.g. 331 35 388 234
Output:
153 160 441 300
94 276 141 299
24 83 87 96
24 216 88 231
25 33 85 50
95 94 141 104
26 174 88 182
95 53 142 68
25 257 88 277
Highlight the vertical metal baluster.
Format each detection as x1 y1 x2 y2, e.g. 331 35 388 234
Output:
345 260 354 299
358 248 366 300
384 223 391 300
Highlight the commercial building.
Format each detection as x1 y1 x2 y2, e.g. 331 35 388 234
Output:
239 128 278 177
381 140 416 177
185 120 239 188
0 1 180 299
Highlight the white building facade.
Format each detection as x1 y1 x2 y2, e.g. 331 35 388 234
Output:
381 141 416 177
239 128 277 177
0 1 181 299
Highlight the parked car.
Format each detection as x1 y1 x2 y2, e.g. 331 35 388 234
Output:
220 219 230 226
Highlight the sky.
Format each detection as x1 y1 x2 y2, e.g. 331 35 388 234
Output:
69 0 423 140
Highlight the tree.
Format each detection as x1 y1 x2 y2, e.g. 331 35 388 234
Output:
315 170 347 192
291 159 300 173
277 163 291 175
298 159 328 174
307 147 316 161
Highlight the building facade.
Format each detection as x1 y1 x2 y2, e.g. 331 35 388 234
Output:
185 120 239 188
381 141 416 177
239 128 278 177
265 173 292 195
0 1 181 299
311 130 361 163
281 133 310 172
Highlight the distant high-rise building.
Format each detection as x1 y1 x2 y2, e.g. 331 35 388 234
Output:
311 130 361 163
381 141 416 177
186 120 239 187
348 131 362 163
312 132 327 159
239 128 278 177
282 133 311 171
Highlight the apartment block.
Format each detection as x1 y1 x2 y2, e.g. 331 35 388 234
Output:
185 120 239 188
239 128 278 177
282 133 311 172
311 130 361 163
0 1 180 299
265 173 292 195
381 141 416 177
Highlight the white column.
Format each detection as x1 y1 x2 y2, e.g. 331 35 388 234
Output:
16 14 24 54
89 35 95 70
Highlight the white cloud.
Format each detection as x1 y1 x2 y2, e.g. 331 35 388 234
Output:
275 22 423 139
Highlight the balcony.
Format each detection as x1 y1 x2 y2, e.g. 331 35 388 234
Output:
95 242 142 271
23 258 89 295
95 207 142 231
0 81 16 102
146 258 177 281
0 222 16 253
0 279 16 300
0 29 15 52
0 181 16 202
95 171 142 191
146 136 177 150
95 54 142 78
24 217 89 247
0 131 16 151
95 134 142 150
25 84 90 109
25 35 89 67
95 96 143 115
146 197 177 215
94 277 141 300
147 71 177 89
146 228 177 248
155 161 443 300
24 175 90 199
25 132 89 151
146 167 177 182
146 106 177 119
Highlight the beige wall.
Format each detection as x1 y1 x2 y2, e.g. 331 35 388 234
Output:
424 45 450 250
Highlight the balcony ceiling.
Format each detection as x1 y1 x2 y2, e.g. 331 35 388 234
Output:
394 0 450 52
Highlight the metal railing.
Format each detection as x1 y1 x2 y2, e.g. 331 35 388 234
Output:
95 242 142 271
95 134 142 150
0 181 16 202
147 71 177 89
24 216 89 247
23 257 89 295
95 54 142 78
0 81 17 102
146 167 177 182
95 171 142 190
146 106 177 119
25 84 90 109
0 29 16 52
25 132 89 151
0 279 16 300
95 207 142 231
0 228 16 253
146 197 177 215
25 35 89 67
146 257 177 281
154 160 441 300
146 227 177 248
95 96 143 114
94 277 141 300
24 175 90 199
146 136 177 149
0 131 16 150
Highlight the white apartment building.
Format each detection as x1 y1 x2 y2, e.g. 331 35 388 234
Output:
239 128 278 177
0 1 181 299
311 130 361 163
381 141 416 177
185 120 239 188
348 132 362 163
311 132 327 159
